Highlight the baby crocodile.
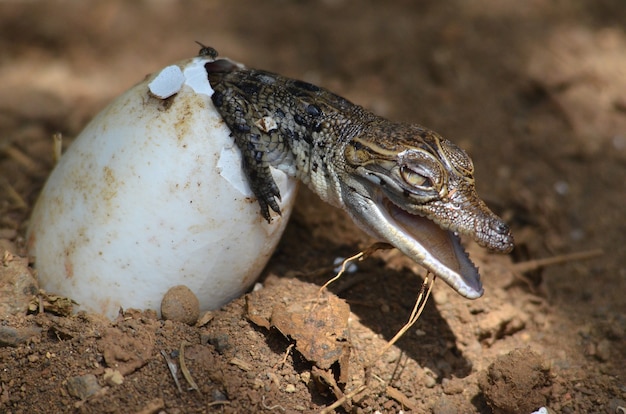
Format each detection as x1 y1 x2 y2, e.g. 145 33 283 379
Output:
202 49 514 299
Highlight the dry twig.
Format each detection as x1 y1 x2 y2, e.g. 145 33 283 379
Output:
2 145 40 174
160 350 182 393
179 341 200 392
319 242 392 292
386 385 417 411
0 178 27 209
261 395 286 412
512 249 603 273
274 343 294 369
320 384 368 414
52 132 63 164
374 273 436 361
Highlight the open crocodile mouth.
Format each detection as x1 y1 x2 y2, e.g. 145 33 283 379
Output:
379 196 484 298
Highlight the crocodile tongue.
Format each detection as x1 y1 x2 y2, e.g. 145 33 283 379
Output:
382 198 483 298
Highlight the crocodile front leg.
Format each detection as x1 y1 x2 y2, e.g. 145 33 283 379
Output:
210 74 283 222
205 57 365 220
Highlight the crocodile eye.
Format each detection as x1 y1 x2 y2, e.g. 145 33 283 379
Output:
400 166 433 189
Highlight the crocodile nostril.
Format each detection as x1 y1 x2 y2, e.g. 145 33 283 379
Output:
494 222 510 235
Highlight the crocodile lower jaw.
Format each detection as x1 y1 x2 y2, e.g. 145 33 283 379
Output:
378 196 484 298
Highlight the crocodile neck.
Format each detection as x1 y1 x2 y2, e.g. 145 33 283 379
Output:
273 103 378 209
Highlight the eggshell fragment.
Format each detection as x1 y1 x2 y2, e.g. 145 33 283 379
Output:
148 65 185 98
27 56 298 319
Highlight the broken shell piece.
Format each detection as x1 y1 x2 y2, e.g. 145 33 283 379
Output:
148 65 185 98
254 116 278 133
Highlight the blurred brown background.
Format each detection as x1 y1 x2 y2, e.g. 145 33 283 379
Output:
1 1 624 412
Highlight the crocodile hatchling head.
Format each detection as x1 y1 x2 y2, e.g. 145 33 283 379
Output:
339 123 514 299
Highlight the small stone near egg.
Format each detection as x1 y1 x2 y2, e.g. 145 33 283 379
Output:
161 285 200 325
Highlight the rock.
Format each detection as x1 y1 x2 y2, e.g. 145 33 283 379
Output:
211 389 228 402
103 368 124 386
0 325 42 347
207 333 231 354
161 285 200 325
0 253 39 317
66 374 102 400
423 374 437 388
478 348 551 414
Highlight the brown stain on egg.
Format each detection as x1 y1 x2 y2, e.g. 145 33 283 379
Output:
64 256 74 279
101 166 118 202
173 88 207 146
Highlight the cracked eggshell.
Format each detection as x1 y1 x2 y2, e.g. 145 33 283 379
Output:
27 56 298 319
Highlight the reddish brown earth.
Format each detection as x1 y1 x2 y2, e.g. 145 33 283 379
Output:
1 1 624 413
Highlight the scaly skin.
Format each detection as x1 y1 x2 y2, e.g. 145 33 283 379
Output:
203 54 514 299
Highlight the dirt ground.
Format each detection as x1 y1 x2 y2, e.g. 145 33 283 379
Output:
1 1 625 413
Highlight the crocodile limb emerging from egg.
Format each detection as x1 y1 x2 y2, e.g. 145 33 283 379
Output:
203 48 514 299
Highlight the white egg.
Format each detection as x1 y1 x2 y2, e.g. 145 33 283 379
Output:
27 56 298 319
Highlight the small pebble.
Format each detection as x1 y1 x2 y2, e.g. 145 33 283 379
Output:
553 180 569 195
161 285 200 325
432 289 448 305
423 374 437 388
66 374 102 400
300 371 311 383
207 333 231 354
442 377 464 395
211 389 228 402
103 368 124 386
0 326 42 347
